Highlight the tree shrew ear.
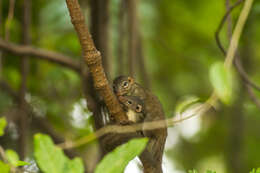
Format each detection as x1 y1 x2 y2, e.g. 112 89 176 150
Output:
128 77 134 84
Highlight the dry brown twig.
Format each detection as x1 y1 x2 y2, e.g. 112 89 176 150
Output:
0 39 81 72
59 0 254 149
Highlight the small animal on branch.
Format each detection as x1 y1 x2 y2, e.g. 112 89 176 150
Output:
113 76 167 173
118 95 145 123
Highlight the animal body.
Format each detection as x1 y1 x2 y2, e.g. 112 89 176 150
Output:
113 76 167 173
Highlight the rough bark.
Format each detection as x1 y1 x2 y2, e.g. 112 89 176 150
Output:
65 0 128 123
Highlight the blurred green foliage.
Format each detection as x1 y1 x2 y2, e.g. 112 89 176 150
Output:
34 133 84 173
95 138 148 173
0 0 260 173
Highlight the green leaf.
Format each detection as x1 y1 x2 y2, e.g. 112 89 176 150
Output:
5 149 29 167
0 117 7 136
188 169 198 173
34 133 84 173
206 170 216 173
209 61 234 104
175 96 200 115
0 161 10 173
65 158 84 173
250 168 260 173
95 138 148 173
16 161 30 166
6 149 19 166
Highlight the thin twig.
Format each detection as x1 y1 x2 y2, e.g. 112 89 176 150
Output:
0 39 81 72
215 0 260 92
0 145 8 163
224 0 253 68
215 0 260 107
5 0 16 41
215 0 244 55
247 85 260 109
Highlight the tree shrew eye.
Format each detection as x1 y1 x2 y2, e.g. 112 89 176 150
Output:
127 100 132 104
136 105 142 112
123 81 128 88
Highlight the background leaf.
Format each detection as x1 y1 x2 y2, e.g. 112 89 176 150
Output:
206 170 216 173
6 149 19 166
6 149 30 167
0 161 10 173
95 138 148 173
188 169 198 173
209 62 234 104
65 158 84 173
175 96 200 115
0 117 7 136
34 133 84 173
250 168 260 173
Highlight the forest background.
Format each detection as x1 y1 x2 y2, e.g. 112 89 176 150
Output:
0 0 260 173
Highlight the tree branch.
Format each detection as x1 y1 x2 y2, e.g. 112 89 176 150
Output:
17 0 31 159
215 0 244 55
117 0 126 75
137 35 150 89
65 0 127 123
0 38 81 72
0 79 79 159
247 85 260 109
126 0 138 77
215 0 260 92
215 0 260 108
5 0 15 41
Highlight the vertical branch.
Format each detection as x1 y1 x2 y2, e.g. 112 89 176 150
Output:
0 0 2 77
126 0 149 87
0 0 2 34
18 0 31 159
226 0 233 39
126 0 138 77
66 0 127 123
117 0 126 75
90 0 111 79
225 1 245 172
5 0 15 41
137 35 150 89
226 94 245 173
